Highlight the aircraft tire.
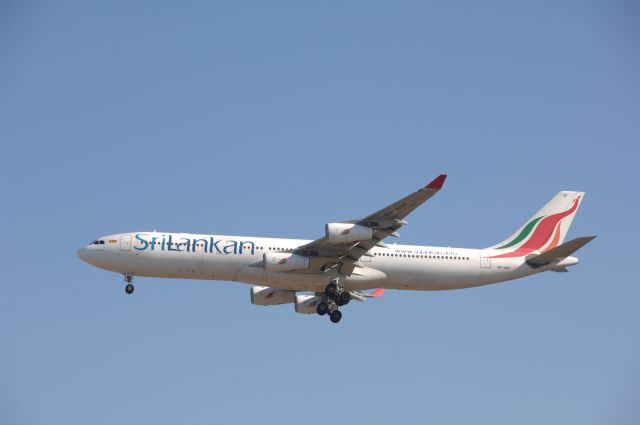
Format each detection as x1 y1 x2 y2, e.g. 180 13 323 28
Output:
125 284 134 294
337 292 351 306
316 302 329 316
325 282 339 298
329 310 342 324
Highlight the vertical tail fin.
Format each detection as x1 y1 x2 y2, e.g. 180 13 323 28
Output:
486 191 584 257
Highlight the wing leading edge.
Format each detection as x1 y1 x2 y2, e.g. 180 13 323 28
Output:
294 174 447 275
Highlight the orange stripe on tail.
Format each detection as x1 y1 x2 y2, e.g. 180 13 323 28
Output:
543 223 562 252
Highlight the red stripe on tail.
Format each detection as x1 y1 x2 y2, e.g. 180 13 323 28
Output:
491 196 580 258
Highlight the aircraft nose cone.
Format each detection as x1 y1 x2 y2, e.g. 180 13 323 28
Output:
77 248 90 263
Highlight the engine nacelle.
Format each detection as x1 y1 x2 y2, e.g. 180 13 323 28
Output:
295 294 327 314
250 286 296 306
326 223 373 244
264 252 310 272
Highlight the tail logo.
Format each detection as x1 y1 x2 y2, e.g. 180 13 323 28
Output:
490 196 581 258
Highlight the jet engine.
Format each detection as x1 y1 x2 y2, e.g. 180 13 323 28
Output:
294 294 327 314
325 223 373 244
264 252 310 272
250 286 296 306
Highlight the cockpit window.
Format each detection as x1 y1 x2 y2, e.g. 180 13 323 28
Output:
91 240 105 245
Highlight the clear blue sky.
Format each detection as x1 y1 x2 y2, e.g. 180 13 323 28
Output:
1 1 638 424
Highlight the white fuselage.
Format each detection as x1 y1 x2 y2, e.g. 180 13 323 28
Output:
77 232 568 292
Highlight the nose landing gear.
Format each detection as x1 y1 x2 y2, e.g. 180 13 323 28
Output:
124 273 134 294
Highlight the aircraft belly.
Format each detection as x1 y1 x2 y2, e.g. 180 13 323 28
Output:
342 267 388 290
233 263 267 286
378 257 532 290
265 272 328 291
203 254 243 281
377 261 491 291
116 250 202 279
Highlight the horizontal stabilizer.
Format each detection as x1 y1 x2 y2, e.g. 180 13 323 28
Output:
526 236 596 268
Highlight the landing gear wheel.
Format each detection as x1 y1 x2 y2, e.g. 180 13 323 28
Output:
329 310 342 324
316 302 329 316
336 291 351 306
325 282 339 298
125 284 134 294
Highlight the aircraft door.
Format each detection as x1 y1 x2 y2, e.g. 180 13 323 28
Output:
120 234 132 251
480 252 491 268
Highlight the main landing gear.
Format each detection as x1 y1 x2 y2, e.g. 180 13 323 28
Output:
124 273 134 294
316 279 351 324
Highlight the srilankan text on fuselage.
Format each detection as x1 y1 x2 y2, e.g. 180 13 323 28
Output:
134 233 255 255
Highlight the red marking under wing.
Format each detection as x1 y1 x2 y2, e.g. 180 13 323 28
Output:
369 288 385 297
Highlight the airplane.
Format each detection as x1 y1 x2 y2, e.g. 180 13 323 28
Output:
77 175 595 324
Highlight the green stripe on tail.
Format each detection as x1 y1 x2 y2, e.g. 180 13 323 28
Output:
496 216 544 249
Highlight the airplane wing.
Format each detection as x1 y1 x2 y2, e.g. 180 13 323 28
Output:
293 174 447 275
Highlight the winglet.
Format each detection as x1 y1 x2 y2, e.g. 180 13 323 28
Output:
369 288 385 298
425 174 447 190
